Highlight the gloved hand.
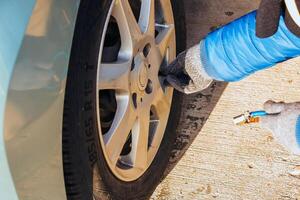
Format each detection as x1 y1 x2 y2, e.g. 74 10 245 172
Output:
160 44 213 94
161 1 300 95
256 0 300 38
260 100 300 155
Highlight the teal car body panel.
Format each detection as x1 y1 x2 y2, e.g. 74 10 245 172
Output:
1 0 80 199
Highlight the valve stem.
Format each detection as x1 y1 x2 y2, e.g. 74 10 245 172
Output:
233 110 268 125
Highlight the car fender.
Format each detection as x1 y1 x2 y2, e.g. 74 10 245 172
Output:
2 0 80 199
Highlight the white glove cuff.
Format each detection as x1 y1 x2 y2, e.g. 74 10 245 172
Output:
184 42 213 92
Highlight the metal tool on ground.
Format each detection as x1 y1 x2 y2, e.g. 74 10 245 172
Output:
233 110 270 125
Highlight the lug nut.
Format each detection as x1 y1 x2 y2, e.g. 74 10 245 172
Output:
143 43 151 57
132 93 137 108
145 79 153 94
131 59 135 71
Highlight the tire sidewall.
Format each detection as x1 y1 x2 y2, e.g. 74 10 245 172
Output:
63 0 186 199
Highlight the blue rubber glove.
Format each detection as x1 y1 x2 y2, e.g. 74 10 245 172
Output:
261 101 300 155
203 11 300 82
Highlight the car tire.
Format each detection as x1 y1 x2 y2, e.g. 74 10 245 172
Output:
62 0 186 200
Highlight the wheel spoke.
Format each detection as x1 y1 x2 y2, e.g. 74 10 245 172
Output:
146 48 163 76
112 0 142 50
104 97 136 167
139 0 155 36
98 61 130 90
158 0 174 23
152 89 171 120
156 25 175 56
131 107 150 169
148 89 172 150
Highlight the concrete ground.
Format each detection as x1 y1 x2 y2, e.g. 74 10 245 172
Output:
152 1 300 199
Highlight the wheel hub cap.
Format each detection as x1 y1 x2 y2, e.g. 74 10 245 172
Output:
133 52 149 91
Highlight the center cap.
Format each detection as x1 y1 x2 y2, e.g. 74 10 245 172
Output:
138 63 148 90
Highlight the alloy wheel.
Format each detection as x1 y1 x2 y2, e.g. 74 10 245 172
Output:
97 0 176 182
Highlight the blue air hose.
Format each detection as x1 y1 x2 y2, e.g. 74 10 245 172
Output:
201 11 300 82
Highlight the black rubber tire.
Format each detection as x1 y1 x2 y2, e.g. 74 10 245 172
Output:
62 0 186 200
